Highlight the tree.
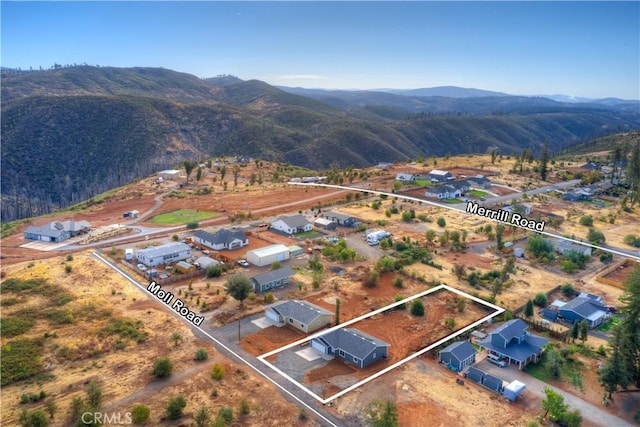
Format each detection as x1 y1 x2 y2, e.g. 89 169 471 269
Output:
131 404 150 425
533 293 547 307
539 141 550 181
599 325 632 399
495 223 505 250
18 408 48 427
165 395 187 420
437 217 446 227
86 380 103 409
171 332 182 347
410 299 425 316
524 299 534 317
453 264 466 280
232 164 241 187
335 298 341 325
44 398 57 419
216 407 233 425
152 357 173 378
626 141 640 206
184 161 196 185
542 387 568 422
587 228 606 244
563 408 583 427
570 322 579 342
224 273 253 308
220 165 227 181
616 264 640 387
195 406 211 427
206 264 223 278
425 229 436 244
579 320 589 343
195 348 209 361
186 220 199 230
196 167 203 182
364 399 398 427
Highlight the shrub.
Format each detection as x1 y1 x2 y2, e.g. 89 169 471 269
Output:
165 395 187 420
561 284 577 297
362 270 379 288
211 364 225 381
217 406 233 424
195 348 209 361
298 408 308 421
600 252 613 263
410 299 425 316
533 293 548 307
239 398 250 415
172 234 179 241
587 228 605 244
263 292 275 304
64 264 72 274
623 234 640 247
131 403 150 425
393 277 403 288
66 254 74 261
186 221 199 230
444 317 455 329
205 264 223 278
152 357 173 378
579 215 593 226
271 261 282 270
437 217 446 227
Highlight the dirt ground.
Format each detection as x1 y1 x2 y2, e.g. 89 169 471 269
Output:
0 254 314 427
601 259 636 284
242 325 305 356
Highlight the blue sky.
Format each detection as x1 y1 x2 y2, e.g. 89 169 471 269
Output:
2 1 639 99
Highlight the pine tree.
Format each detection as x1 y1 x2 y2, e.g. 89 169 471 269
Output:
539 141 550 181
599 325 632 399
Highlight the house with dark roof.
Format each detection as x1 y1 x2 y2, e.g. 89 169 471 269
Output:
478 319 548 369
136 242 192 267
427 169 454 182
193 229 248 251
313 217 338 231
322 211 360 228
271 215 312 234
425 184 461 199
24 220 91 243
265 300 332 333
438 341 476 371
563 189 591 202
251 267 295 293
466 175 492 189
311 328 389 368
559 295 609 328
447 180 470 193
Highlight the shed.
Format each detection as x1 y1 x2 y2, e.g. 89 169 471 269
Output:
195 256 219 269
175 261 195 274
467 366 485 384
542 308 559 321
246 244 290 267
482 373 504 393
438 341 476 371
314 217 338 231
503 380 526 401
288 245 303 257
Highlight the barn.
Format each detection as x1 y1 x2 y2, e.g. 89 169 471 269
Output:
246 244 290 267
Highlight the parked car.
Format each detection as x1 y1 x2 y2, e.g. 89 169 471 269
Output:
487 354 506 367
607 305 618 313
137 264 147 271
202 250 210 255
237 259 250 267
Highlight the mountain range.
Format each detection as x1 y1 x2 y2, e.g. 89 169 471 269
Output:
2 66 639 222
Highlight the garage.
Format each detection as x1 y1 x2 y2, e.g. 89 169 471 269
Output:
265 308 281 323
311 339 328 354
246 244 290 267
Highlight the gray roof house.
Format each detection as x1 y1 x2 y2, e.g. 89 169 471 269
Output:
425 184 461 199
265 300 332 333
559 295 609 328
194 256 219 269
251 267 295 293
548 238 592 256
136 242 192 267
466 175 492 188
311 328 389 369
322 211 360 227
395 173 416 183
24 220 91 243
193 229 248 250
427 169 454 182
478 319 548 369
438 341 476 371
271 215 312 235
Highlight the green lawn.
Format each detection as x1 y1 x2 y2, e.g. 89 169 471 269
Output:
596 316 620 333
443 198 463 204
149 209 220 225
414 179 431 186
524 349 585 392
580 200 613 208
469 190 489 197
295 230 323 239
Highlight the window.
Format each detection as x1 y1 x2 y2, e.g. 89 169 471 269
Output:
372 353 376 359
338 349 345 357
289 318 293 324
300 324 305 329
353 357 360 364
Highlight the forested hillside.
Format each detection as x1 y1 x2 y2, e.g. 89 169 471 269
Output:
2 66 639 221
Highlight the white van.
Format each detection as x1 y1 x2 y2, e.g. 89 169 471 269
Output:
487 353 506 367
125 248 134 261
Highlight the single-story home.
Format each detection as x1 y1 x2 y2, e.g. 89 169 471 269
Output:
466 175 492 189
427 169 454 182
246 244 290 267
559 295 609 328
136 242 192 267
322 212 360 228
311 328 389 369
548 238 592 256
478 319 548 369
271 215 312 235
193 229 248 251
265 300 333 333
563 190 591 201
438 341 476 371
395 173 416 183
251 266 295 293
447 180 471 193
425 184 461 199
24 220 91 243
314 217 338 231
158 170 182 180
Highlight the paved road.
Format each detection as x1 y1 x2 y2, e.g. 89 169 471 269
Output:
475 359 632 427
482 179 581 207
92 251 344 427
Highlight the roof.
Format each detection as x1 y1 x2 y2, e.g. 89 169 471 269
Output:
195 256 218 268
275 214 311 228
395 173 415 180
247 244 290 258
427 184 459 195
25 220 91 238
137 242 190 258
268 300 332 325
549 238 591 254
158 169 181 175
491 319 528 342
316 328 389 360
25 224 68 239
466 175 491 184
429 169 452 176
194 229 246 245
470 331 487 339
560 297 607 319
60 220 91 232
440 341 476 362
324 211 356 221
176 261 193 269
479 335 548 362
447 180 470 190
251 267 295 286
314 218 335 226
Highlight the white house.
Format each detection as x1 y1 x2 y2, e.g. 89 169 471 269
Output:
271 215 312 234
246 244 290 267
427 169 454 182
158 170 182 180
395 173 416 183
193 229 248 250
425 184 461 199
136 242 192 267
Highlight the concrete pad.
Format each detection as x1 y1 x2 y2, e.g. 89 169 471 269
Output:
296 347 322 362
251 317 273 329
